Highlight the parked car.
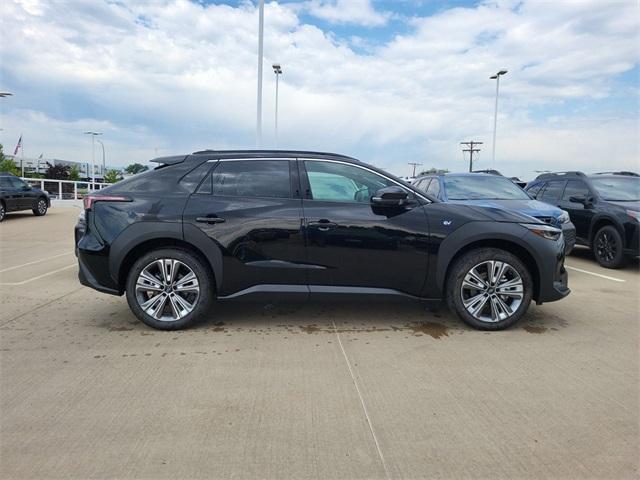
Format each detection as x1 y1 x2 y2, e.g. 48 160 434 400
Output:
0 172 50 222
76 150 569 331
412 172 576 254
525 171 640 268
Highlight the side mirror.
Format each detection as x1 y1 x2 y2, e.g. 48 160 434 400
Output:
371 186 409 207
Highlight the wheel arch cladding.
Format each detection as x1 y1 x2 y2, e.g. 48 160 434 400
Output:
436 223 541 301
110 222 222 292
590 216 623 244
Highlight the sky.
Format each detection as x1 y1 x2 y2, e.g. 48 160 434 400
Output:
0 0 638 179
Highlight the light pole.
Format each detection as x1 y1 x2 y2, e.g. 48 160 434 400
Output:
272 64 282 148
490 70 507 168
256 0 265 148
84 131 102 190
96 139 106 181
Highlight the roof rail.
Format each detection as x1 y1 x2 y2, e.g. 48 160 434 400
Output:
534 171 585 180
592 171 640 177
190 149 356 160
472 169 503 176
149 155 187 165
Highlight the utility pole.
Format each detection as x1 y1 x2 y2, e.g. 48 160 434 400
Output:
461 141 483 172
408 162 422 178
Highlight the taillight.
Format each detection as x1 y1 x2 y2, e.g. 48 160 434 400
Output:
83 195 131 210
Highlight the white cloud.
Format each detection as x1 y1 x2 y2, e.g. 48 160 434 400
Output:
0 0 638 178
303 0 389 27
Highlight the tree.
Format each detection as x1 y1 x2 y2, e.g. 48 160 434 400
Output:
69 164 80 181
419 167 449 175
0 144 20 176
45 161 70 180
104 169 120 183
124 163 149 175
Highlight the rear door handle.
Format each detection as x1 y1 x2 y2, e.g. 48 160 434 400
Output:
196 216 225 224
308 220 338 231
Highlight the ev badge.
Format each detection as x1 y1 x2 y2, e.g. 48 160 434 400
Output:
443 220 452 226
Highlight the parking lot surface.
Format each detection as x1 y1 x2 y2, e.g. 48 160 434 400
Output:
1 208 638 479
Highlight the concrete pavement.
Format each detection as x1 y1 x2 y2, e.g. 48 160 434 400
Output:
1 208 638 479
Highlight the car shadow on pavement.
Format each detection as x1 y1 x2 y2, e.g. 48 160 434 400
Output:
93 299 569 338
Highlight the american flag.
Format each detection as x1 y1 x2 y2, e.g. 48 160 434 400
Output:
13 134 22 155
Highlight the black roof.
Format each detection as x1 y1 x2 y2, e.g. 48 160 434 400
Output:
534 171 586 180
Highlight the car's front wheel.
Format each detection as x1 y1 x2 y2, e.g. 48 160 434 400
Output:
0 201 5 222
447 248 533 330
592 225 625 269
125 248 215 330
32 197 48 216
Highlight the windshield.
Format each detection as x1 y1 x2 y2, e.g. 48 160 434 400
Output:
590 177 640 201
444 175 530 200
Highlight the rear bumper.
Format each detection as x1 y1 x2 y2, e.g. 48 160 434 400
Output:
78 256 121 295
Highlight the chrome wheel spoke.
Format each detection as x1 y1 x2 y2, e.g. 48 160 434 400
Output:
141 293 168 319
463 293 489 316
171 293 194 314
137 270 163 291
173 272 199 292
463 268 487 290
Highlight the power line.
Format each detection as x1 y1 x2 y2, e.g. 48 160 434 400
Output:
408 162 422 177
460 141 483 172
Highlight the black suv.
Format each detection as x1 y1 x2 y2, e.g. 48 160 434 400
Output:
0 172 50 221
76 150 569 331
525 172 639 268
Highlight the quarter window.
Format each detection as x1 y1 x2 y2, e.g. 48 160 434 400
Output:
526 182 544 198
305 160 395 203
210 160 291 198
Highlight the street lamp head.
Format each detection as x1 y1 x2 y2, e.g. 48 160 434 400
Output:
272 64 282 74
490 70 508 79
498 70 508 76
84 131 103 136
0 92 13 98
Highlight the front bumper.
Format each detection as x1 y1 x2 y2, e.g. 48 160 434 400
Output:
524 230 570 304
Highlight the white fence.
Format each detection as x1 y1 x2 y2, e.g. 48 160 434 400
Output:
21 177 111 201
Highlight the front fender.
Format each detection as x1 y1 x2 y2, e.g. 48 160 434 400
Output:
433 221 537 293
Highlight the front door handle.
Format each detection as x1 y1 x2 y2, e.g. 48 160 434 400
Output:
196 216 225 224
308 220 338 231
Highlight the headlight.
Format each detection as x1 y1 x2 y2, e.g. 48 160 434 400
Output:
558 210 570 224
627 210 640 222
520 223 562 241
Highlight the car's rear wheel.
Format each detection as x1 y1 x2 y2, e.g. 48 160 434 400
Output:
0 201 5 222
32 198 48 216
447 248 533 330
592 225 625 269
125 248 214 330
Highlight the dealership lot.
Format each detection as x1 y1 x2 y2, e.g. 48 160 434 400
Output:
1 208 638 479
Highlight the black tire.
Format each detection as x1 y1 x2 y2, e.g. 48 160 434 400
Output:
125 248 215 330
446 248 533 331
592 225 626 269
0 201 5 222
32 197 48 216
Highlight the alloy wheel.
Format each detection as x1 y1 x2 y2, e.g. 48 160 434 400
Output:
596 231 617 263
37 199 47 214
135 259 200 321
460 260 524 323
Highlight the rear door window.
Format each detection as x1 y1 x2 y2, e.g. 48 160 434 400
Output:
212 160 291 198
526 182 544 198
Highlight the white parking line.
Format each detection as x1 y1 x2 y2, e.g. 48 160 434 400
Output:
0 252 74 273
566 265 625 283
0 264 77 286
331 319 390 480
